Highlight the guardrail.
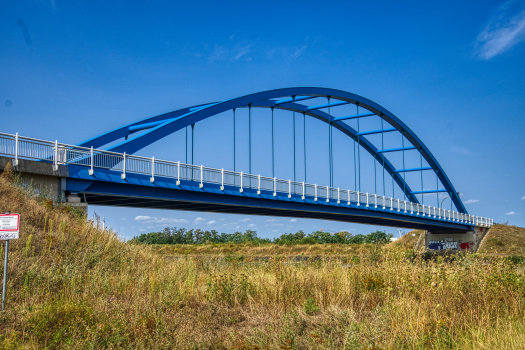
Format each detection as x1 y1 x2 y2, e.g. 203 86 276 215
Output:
0 132 493 227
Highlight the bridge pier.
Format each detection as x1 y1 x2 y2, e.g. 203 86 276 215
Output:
423 227 490 253
0 156 87 215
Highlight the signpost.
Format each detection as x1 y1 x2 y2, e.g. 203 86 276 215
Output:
0 212 19 311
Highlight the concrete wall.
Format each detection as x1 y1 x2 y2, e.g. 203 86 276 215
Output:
0 156 67 202
424 226 490 253
0 156 87 214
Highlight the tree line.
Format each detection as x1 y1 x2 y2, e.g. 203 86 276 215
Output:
130 227 393 245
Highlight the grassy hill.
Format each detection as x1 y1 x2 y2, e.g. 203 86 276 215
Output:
478 224 525 255
0 165 524 349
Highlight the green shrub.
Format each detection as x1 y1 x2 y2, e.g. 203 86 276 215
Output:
303 297 320 315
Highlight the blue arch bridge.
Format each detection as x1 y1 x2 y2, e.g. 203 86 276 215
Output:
0 87 492 247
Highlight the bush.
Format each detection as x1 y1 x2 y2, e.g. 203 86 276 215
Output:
303 297 320 315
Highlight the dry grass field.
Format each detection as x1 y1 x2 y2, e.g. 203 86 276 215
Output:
478 223 525 256
0 166 524 349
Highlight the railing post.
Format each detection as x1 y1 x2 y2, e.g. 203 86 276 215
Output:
337 188 340 204
177 161 180 186
433 206 436 218
150 156 155 183
257 174 261 195
121 152 126 180
199 165 203 188
315 184 318 202
220 168 224 191
398 199 400 212
422 204 425 217
240 171 243 193
404 200 407 213
357 191 360 206
273 177 276 197
347 189 350 206
13 133 19 167
302 182 305 200
366 192 369 207
53 140 58 171
383 196 386 210
374 194 377 208
288 180 292 199
89 146 94 176
410 202 413 215
390 197 394 211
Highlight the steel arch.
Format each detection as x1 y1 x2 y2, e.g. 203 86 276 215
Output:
79 87 466 214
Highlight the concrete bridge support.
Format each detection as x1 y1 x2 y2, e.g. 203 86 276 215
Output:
0 156 87 215
423 226 490 253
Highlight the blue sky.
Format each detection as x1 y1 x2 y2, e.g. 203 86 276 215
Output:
1 0 524 240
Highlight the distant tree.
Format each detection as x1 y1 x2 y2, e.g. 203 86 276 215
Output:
130 227 394 245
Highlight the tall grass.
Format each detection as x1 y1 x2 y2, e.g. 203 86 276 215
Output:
0 169 524 349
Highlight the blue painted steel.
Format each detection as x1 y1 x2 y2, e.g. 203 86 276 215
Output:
274 96 315 105
189 103 218 112
129 120 170 133
77 102 219 149
378 146 416 153
334 112 375 121
66 165 472 232
358 128 397 136
79 87 467 213
307 100 349 110
411 190 447 194
395 167 432 173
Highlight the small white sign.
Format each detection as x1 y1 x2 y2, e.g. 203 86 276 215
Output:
0 214 19 240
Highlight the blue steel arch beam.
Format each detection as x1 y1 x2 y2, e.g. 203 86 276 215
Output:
81 87 466 214
77 102 218 149
244 101 419 203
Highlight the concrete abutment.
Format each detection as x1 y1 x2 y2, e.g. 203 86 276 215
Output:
0 156 87 215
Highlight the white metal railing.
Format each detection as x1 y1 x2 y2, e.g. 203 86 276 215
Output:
0 132 493 228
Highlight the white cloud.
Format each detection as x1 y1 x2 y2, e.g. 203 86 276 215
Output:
247 224 255 228
235 226 240 229
521 196 525 200
266 219 278 222
134 216 188 224
194 217 205 223
290 45 307 59
267 45 308 59
505 211 516 215
272 229 280 232
209 44 252 62
239 218 251 222
272 224 284 227
475 0 525 59
464 199 479 204
207 220 216 225
290 219 297 222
